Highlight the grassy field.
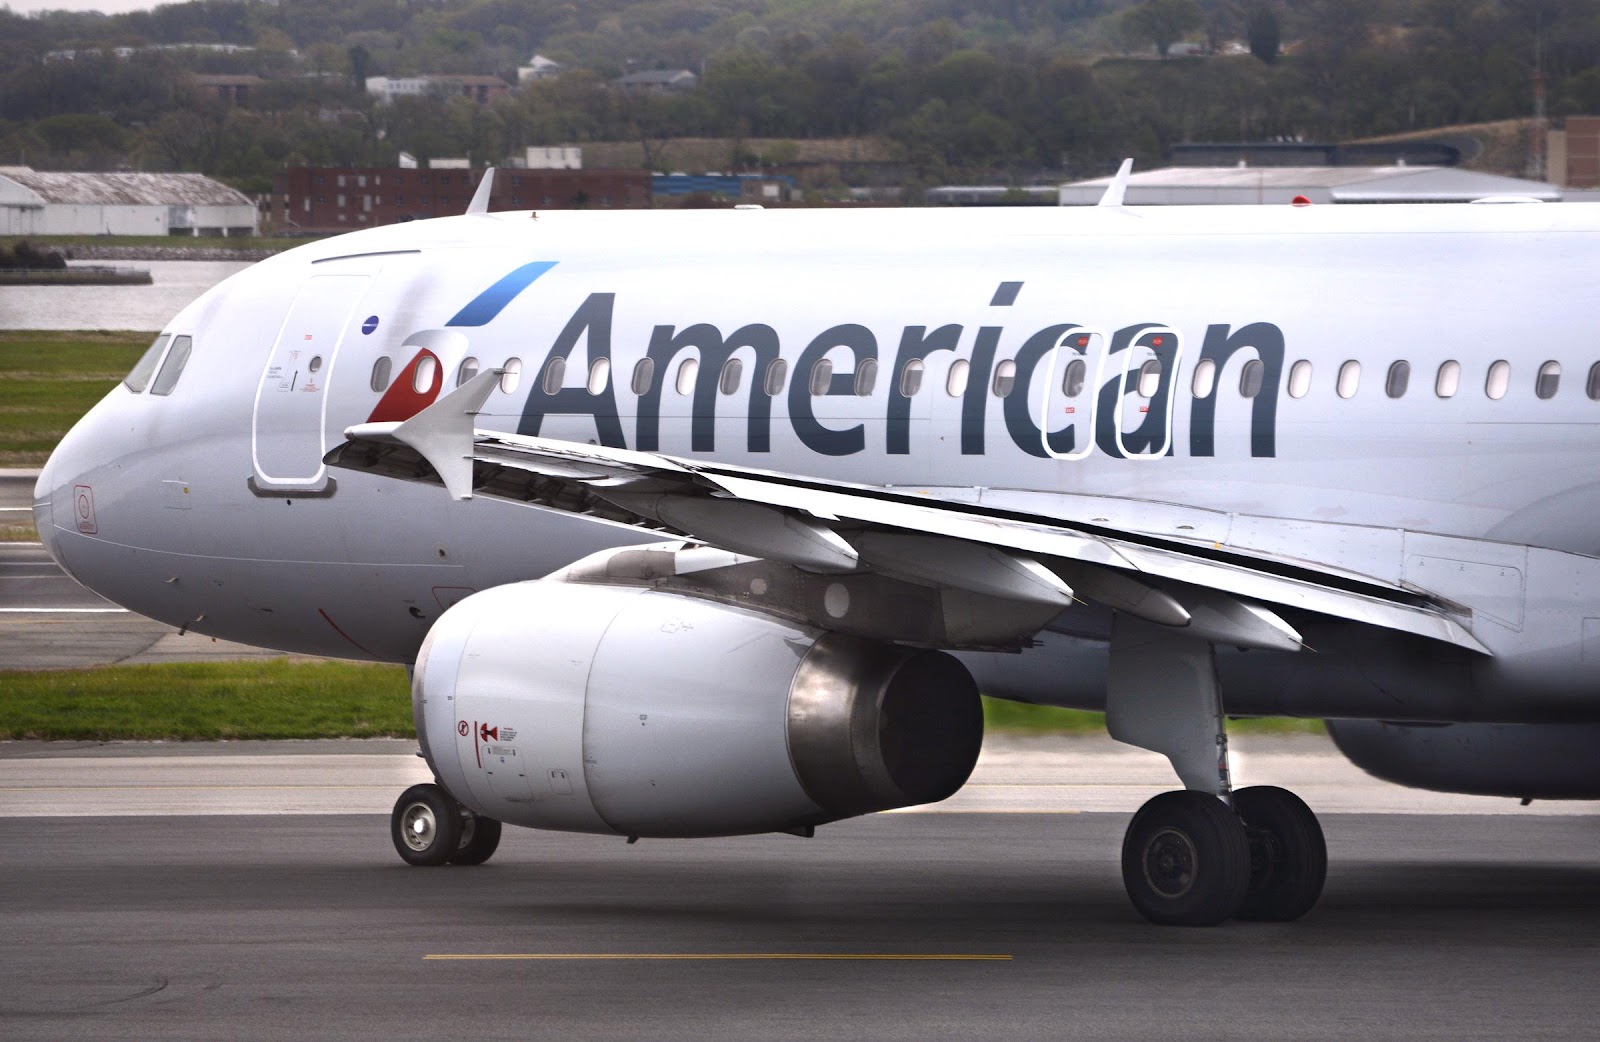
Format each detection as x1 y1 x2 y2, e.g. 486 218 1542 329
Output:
0 658 1323 741
0 330 150 470
0 660 414 741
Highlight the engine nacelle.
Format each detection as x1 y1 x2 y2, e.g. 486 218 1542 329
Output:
414 581 983 837
1327 719 1600 800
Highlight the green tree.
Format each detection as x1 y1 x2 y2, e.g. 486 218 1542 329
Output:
1125 0 1205 57
1245 3 1280 64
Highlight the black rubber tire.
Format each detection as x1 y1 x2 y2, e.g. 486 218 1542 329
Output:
1121 790 1251 927
391 783 463 867
447 814 503 866
1233 785 1327 922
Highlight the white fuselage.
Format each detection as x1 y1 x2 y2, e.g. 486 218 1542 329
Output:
32 202 1600 718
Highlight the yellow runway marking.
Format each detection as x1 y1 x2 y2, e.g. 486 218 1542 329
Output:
425 953 1012 962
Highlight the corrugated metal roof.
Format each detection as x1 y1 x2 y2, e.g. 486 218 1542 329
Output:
0 170 253 207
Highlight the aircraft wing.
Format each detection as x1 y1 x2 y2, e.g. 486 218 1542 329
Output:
326 371 1488 656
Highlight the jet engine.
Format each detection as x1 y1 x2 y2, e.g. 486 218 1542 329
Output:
1327 719 1600 800
413 580 984 837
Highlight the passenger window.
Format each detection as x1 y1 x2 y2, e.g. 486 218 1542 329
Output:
855 357 878 396
456 357 479 387
1486 360 1510 400
1336 360 1360 399
370 356 392 392
899 359 924 398
1190 358 1215 399
412 354 438 394
1062 358 1086 397
1588 362 1600 401
1288 359 1311 399
542 356 566 395
1137 359 1161 399
587 357 610 395
149 335 192 396
499 357 522 394
719 358 743 396
1385 360 1410 399
946 359 970 397
631 358 654 395
1435 360 1460 398
993 359 1017 398
1536 361 1561 400
123 333 170 392
675 357 698 395
809 359 834 396
763 359 788 396
1239 359 1264 399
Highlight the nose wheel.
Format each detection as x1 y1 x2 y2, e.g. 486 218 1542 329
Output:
391 783 503 867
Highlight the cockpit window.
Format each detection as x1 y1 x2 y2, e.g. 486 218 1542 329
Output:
149 335 192 396
123 334 170 392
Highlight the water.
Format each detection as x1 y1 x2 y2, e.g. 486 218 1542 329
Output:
1 260 255 331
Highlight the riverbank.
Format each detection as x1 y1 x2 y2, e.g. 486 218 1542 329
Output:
61 244 277 262
0 266 151 285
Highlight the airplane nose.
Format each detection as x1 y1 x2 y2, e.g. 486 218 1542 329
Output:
31 453 59 565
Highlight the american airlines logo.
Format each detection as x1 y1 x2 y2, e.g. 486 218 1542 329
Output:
448 267 1284 460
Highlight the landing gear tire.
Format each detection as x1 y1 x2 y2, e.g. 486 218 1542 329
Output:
1122 790 1251 926
447 813 503 866
1233 785 1327 922
391 783 462 867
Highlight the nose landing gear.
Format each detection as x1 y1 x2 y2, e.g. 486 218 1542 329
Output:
391 782 503 867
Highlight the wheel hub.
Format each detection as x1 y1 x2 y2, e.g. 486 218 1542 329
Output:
1142 826 1198 899
400 801 437 852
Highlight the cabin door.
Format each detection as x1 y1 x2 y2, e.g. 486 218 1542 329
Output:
251 274 371 491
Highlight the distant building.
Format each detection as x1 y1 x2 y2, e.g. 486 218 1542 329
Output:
0 168 258 236
189 74 266 107
615 69 698 93
524 146 582 170
652 173 796 203
517 54 563 84
1548 117 1600 189
270 166 651 232
1058 165 1562 205
365 75 511 106
1172 141 1463 168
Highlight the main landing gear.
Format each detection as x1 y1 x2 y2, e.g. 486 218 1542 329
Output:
391 782 503 867
1108 616 1327 926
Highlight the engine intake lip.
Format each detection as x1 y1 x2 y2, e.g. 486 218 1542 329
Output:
786 633 983 820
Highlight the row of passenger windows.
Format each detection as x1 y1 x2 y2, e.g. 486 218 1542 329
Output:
370 352 1600 404
123 333 193 396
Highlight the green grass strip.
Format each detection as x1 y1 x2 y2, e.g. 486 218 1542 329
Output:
983 697 1325 735
0 330 151 466
0 660 412 741
0 659 1322 741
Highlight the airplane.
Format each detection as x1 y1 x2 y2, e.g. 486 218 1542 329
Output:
31 168 1600 927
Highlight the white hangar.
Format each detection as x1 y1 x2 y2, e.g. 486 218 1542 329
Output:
0 168 258 236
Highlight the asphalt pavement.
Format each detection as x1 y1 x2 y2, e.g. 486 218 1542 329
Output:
1 808 1595 1041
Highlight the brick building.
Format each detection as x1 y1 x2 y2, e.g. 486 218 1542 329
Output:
269 166 652 232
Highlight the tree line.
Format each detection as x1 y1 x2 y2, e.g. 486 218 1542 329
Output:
2 0 1597 197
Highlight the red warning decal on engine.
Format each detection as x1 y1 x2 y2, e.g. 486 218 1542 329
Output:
457 720 469 737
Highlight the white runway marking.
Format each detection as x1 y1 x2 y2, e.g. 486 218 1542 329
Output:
0 607 129 613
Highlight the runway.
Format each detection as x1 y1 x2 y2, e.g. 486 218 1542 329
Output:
2 811 1595 1041
1 738 1596 1040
